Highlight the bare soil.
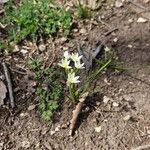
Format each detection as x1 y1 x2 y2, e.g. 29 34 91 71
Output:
0 1 150 150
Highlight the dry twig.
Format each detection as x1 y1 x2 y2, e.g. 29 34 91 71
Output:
69 92 89 136
131 144 150 150
104 28 118 36
2 62 15 108
128 0 149 11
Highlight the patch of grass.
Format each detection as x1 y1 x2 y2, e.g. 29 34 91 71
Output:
80 47 123 94
28 58 64 121
77 1 90 19
2 0 72 46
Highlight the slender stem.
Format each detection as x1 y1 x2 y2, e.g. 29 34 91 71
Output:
81 60 112 93
89 59 112 82
68 84 75 101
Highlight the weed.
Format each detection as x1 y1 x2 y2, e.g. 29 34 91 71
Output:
3 0 72 45
77 0 90 19
28 58 64 121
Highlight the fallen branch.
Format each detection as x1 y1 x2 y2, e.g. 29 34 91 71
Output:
104 28 118 36
131 144 150 150
69 92 89 136
128 0 149 11
2 62 15 108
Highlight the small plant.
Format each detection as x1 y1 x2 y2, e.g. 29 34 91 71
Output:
58 48 117 101
58 51 85 101
28 58 64 121
77 0 90 19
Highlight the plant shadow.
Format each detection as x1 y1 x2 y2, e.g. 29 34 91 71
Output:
71 92 103 135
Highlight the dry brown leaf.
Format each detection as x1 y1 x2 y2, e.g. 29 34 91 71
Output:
144 0 150 3
0 80 7 106
69 92 89 136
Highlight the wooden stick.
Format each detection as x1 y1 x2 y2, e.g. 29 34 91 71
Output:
2 62 15 108
128 0 149 11
104 28 118 36
69 92 89 136
131 144 150 150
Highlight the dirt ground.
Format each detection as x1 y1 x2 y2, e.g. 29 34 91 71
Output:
0 0 150 150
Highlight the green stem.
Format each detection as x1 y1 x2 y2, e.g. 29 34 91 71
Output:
81 59 112 93
68 84 75 101
89 59 112 82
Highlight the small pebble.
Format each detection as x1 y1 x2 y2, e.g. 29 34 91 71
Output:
128 45 133 48
21 49 28 54
115 1 123 8
39 44 46 52
73 29 78 32
95 126 102 133
79 28 87 34
123 114 131 121
137 17 147 23
13 45 19 52
112 102 119 107
20 113 29 117
21 140 30 148
0 142 4 147
55 126 60 132
28 105 36 111
63 46 69 51
103 96 110 104
113 38 118 43
61 124 68 129
50 130 55 135
61 37 67 42
128 18 133 23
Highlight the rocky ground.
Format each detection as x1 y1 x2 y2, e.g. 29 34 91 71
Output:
0 0 150 149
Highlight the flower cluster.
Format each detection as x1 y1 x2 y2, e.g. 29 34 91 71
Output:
58 51 85 86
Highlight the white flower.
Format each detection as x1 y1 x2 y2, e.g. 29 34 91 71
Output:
71 53 82 62
75 60 85 69
64 51 70 60
58 59 71 69
104 47 110 52
67 72 80 86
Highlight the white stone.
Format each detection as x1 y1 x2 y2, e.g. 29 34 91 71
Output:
137 17 147 23
115 1 123 8
128 45 133 48
79 28 87 34
113 38 118 42
112 102 119 107
103 96 110 104
21 49 28 54
95 126 102 133
39 44 46 52
123 114 131 121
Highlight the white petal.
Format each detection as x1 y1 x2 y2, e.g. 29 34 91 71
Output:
64 51 70 59
78 55 82 59
74 80 80 83
75 76 80 80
